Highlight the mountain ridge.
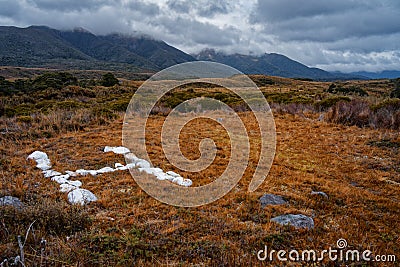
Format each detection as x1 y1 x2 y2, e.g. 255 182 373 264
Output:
0 25 195 72
0 25 380 80
348 70 400 79
193 49 365 80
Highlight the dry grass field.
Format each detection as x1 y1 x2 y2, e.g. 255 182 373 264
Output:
0 71 399 266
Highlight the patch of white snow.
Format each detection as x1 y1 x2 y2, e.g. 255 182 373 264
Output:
42 170 62 178
104 146 130 155
27 151 52 170
60 184 77 193
67 188 97 205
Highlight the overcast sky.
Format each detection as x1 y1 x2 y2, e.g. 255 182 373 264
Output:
0 0 399 72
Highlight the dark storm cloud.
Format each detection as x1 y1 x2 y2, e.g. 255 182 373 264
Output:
159 16 240 46
0 0 399 72
167 0 190 13
251 0 356 22
125 1 160 16
167 0 231 18
28 0 115 12
196 0 231 18
0 0 21 17
251 0 400 42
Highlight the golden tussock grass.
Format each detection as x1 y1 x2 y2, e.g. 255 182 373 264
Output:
0 75 399 266
1 110 399 266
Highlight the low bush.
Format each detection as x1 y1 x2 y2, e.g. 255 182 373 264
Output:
0 197 91 261
16 115 33 124
368 139 400 149
370 99 400 129
100 72 119 87
390 78 400 98
4 103 35 117
326 100 371 127
250 76 275 86
327 83 368 96
0 108 119 140
326 99 400 130
31 72 78 91
371 98 400 111
314 96 351 111
264 92 313 105
106 98 131 112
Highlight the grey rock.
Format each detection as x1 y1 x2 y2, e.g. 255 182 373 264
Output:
310 191 328 199
350 181 362 188
260 194 287 207
270 214 314 230
0 196 24 209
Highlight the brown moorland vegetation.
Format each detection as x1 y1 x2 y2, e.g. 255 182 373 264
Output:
0 71 399 266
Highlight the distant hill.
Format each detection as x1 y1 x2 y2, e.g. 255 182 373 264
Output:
349 70 400 79
0 26 196 71
194 49 363 81
0 26 91 66
102 34 195 69
56 28 157 70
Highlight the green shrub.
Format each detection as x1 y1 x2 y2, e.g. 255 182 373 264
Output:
368 139 400 149
16 115 33 124
327 83 368 96
33 100 85 113
0 76 16 96
371 98 400 111
294 78 314 82
4 107 16 117
263 92 313 105
56 100 84 110
178 82 219 89
0 101 4 117
35 100 58 112
314 96 351 111
92 107 117 120
264 92 291 104
291 95 314 104
60 85 96 98
11 104 35 116
32 72 78 91
250 76 275 86
390 78 400 98
106 98 130 112
391 90 400 98
100 72 119 87
162 91 194 108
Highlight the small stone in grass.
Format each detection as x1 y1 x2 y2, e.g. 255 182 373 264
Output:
260 193 287 207
270 214 314 230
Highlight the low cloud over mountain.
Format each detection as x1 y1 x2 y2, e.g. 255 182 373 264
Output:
0 0 399 72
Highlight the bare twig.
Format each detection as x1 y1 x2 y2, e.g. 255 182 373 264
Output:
23 220 37 247
15 257 26 267
17 236 24 265
16 220 37 267
40 237 47 267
